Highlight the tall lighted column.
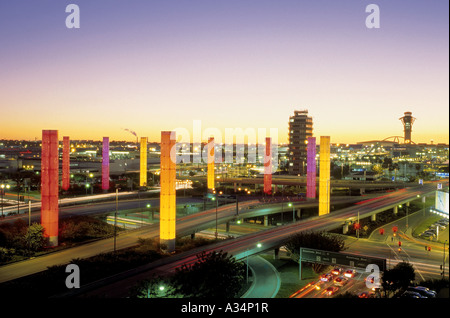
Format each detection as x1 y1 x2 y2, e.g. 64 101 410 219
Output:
62 136 70 191
306 137 316 199
140 137 148 187
207 137 215 191
160 131 176 252
41 130 59 246
319 136 330 216
102 137 110 191
264 137 272 194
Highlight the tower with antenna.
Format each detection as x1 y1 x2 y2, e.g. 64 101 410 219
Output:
399 111 415 144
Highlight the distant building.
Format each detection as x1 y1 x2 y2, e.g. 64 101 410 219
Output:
288 110 313 175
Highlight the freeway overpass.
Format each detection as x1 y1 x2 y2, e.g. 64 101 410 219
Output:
51 180 446 297
188 175 420 189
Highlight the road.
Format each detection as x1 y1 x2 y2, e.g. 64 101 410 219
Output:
0 181 445 297
242 256 280 298
62 181 444 297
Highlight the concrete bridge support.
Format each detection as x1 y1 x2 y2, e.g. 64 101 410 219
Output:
393 206 398 215
343 223 349 234
264 215 269 226
274 247 280 260
371 213 376 222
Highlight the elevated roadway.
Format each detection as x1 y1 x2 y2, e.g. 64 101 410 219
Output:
192 176 419 189
56 180 445 297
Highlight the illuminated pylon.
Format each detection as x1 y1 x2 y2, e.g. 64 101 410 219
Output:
264 137 272 195
140 137 148 187
62 136 70 191
306 137 316 199
319 136 330 216
102 137 110 191
41 130 59 246
160 131 176 252
207 137 215 191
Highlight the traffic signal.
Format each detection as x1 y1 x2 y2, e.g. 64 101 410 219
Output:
398 247 402 252
427 246 431 252
392 226 398 233
379 228 384 235
398 241 402 247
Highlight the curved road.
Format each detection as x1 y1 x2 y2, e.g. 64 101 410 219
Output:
242 256 281 298
64 181 444 297
0 181 445 297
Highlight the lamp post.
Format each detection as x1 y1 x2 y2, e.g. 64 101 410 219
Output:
147 203 152 221
212 196 218 239
246 243 262 284
114 187 120 253
1 184 11 217
443 240 447 278
288 202 295 222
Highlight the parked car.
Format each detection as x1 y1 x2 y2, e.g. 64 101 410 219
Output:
432 223 446 230
399 291 426 298
408 286 436 298
421 232 436 239
438 218 449 225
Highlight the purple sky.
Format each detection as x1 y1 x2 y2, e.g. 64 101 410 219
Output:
0 0 448 144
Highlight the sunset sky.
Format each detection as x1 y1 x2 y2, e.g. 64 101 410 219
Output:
0 0 448 144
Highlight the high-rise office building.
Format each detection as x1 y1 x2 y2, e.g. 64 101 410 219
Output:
288 110 313 175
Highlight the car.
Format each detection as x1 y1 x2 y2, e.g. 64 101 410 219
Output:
399 291 427 298
344 269 356 278
333 276 348 286
358 291 375 298
438 218 449 224
432 223 446 230
421 232 436 239
408 286 436 298
422 230 437 237
331 267 343 276
320 273 333 282
325 286 339 296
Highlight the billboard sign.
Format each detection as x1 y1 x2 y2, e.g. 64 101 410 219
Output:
300 248 386 271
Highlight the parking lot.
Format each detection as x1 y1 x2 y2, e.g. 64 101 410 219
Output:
418 217 449 242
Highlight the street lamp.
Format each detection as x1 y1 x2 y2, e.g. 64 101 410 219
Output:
147 203 153 221
443 240 448 278
1 184 11 217
114 187 120 253
212 196 218 239
288 202 295 222
246 243 262 284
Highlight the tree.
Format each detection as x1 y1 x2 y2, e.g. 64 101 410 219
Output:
285 231 346 273
371 163 383 175
285 231 346 254
130 276 179 298
171 250 245 298
24 223 45 253
381 261 415 297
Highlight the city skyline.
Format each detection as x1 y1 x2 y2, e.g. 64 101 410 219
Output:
0 1 448 144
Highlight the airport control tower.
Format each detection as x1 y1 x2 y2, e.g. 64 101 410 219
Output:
399 111 416 144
